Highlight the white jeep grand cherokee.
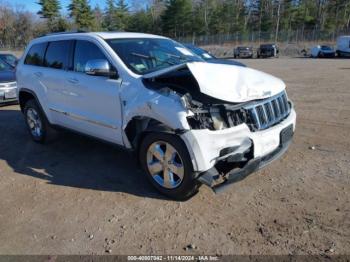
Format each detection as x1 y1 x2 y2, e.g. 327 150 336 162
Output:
16 32 296 200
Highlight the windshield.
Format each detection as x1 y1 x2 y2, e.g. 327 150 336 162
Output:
106 38 204 75
184 44 214 60
0 59 12 71
0 54 16 66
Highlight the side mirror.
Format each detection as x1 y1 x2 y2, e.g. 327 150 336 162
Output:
85 59 118 79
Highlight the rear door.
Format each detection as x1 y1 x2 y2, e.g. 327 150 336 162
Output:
41 40 74 124
17 42 50 116
62 39 123 144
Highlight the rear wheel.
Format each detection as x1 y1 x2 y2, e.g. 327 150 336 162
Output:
24 99 56 144
139 133 200 200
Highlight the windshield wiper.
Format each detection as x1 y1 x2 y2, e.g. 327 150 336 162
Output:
131 52 153 59
163 52 181 59
131 52 175 65
163 52 196 62
130 52 194 68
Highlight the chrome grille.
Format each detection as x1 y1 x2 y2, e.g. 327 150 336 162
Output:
245 91 291 131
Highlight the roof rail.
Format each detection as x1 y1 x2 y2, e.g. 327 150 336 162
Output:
45 30 89 36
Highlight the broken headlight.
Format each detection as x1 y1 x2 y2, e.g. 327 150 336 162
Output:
187 107 228 131
187 105 248 131
210 110 227 130
187 113 214 130
180 93 192 109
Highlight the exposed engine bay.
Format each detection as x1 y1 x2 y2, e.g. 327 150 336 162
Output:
143 67 291 132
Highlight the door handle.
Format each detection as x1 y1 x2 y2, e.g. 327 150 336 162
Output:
34 72 43 78
68 78 79 84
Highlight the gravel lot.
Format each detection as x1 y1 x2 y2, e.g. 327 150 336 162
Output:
0 58 349 255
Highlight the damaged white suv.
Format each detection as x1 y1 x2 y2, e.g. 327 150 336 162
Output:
16 32 296 200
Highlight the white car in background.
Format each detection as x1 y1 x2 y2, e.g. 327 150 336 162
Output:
336 36 350 57
311 45 336 58
16 32 296 200
0 58 17 104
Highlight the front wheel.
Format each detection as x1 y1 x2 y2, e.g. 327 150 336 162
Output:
139 133 200 200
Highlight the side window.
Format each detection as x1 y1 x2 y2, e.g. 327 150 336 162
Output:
44 41 71 69
74 40 107 73
24 42 47 66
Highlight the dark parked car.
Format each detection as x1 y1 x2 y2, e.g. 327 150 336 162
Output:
0 59 17 105
257 44 279 58
184 44 246 67
234 46 254 58
0 53 18 67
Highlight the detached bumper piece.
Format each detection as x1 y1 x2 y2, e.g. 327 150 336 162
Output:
198 124 294 193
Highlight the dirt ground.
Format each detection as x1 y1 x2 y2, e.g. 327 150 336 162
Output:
0 58 349 255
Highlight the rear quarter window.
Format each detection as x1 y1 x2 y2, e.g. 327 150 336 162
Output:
24 42 48 66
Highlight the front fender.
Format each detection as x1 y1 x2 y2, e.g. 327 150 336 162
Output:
121 82 191 131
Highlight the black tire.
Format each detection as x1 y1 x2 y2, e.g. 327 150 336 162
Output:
139 132 200 200
24 99 56 144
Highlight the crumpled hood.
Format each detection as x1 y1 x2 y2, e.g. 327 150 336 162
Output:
143 62 286 103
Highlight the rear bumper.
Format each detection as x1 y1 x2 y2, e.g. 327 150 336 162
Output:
259 53 275 58
238 52 253 58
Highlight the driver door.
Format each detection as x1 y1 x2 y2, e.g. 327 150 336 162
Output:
62 40 123 145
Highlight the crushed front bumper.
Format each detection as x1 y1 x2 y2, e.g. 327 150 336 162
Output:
211 124 293 193
181 107 296 192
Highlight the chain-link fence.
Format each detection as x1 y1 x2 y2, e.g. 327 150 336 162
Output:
177 29 350 46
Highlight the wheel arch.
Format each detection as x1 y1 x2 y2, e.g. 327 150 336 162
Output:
19 89 39 113
18 88 50 122
124 116 179 150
